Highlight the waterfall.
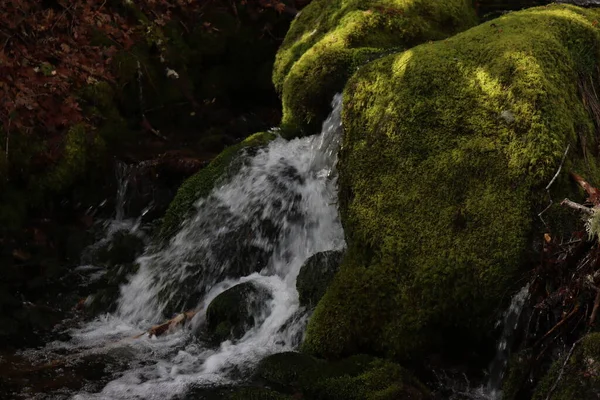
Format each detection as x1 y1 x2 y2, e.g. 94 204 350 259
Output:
67 95 345 399
485 284 530 399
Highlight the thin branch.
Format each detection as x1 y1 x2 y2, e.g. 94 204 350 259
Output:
545 338 583 400
591 289 600 325
561 199 594 215
535 304 580 347
51 3 76 32
539 145 571 226
5 115 11 176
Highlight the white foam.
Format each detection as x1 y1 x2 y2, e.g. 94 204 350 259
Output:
65 95 345 399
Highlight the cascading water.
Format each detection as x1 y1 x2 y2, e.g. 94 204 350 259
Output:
47 94 346 399
442 285 530 400
484 284 530 399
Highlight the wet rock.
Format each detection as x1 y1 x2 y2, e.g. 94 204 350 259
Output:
84 262 140 315
205 282 272 344
296 250 343 309
254 352 431 399
81 230 145 267
184 385 291 400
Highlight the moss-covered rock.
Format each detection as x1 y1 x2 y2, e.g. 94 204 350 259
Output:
205 282 272 344
296 250 344 309
160 131 276 238
304 4 600 361
532 333 600 400
184 386 291 400
501 350 534 400
273 0 478 136
255 352 431 399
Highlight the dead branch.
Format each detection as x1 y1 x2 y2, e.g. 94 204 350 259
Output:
545 337 584 400
538 145 570 226
137 60 167 141
547 145 571 191
590 290 600 325
561 198 594 215
5 115 10 173
535 304 580 347
571 172 600 205
133 310 197 339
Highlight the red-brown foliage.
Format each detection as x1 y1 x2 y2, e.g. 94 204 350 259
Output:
0 0 289 140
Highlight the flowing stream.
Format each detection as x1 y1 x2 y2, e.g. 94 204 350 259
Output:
21 95 345 399
7 94 531 400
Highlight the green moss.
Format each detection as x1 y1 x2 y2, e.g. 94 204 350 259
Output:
222 388 290 400
40 62 55 77
255 352 430 399
160 131 277 238
532 333 600 400
185 386 291 400
80 81 135 147
273 0 478 136
41 124 104 193
502 350 533 400
304 4 600 361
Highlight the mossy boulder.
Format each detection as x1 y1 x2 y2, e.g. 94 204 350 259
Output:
205 282 272 344
160 131 277 238
273 0 478 136
531 333 600 400
255 352 431 399
296 250 344 309
304 4 600 361
183 386 291 400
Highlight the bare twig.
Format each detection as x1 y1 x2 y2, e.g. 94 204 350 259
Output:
133 310 197 339
51 3 76 32
5 115 11 173
535 304 580 347
547 145 571 191
590 289 600 325
539 145 571 226
545 338 584 400
561 199 594 215
137 60 167 141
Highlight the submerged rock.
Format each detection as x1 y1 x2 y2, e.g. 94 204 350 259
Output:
254 352 431 399
273 0 478 136
205 282 272 344
296 250 344 309
304 4 600 361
